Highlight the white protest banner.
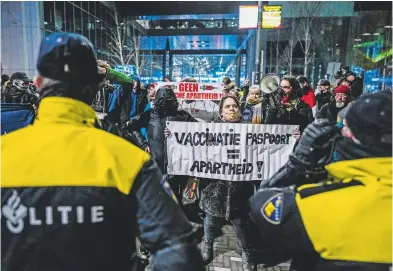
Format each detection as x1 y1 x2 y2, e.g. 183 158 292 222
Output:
178 100 219 122
166 121 298 181
155 82 224 101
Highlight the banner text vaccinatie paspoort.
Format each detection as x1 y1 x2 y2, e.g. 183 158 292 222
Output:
166 122 298 181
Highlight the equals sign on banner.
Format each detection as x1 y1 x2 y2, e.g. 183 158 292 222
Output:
227 149 240 159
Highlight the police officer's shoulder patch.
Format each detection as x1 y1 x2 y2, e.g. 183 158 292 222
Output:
160 175 178 204
260 193 284 225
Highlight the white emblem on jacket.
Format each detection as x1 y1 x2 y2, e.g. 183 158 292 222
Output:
2 190 105 234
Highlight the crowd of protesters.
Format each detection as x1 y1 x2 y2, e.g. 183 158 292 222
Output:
1 32 391 271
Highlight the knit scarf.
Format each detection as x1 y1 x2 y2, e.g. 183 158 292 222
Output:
246 97 263 124
282 96 300 112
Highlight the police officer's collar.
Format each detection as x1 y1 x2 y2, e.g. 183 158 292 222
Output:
326 157 392 185
34 97 96 127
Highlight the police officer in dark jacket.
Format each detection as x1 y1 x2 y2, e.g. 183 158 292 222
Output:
1 33 204 271
249 92 392 271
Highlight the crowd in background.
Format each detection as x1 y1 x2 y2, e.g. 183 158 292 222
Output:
0 60 377 271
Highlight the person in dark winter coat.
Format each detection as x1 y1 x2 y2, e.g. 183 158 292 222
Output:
2 72 39 104
315 79 332 111
124 87 198 201
199 96 255 271
123 76 148 120
347 75 364 100
337 72 363 101
277 76 313 133
317 85 350 123
297 76 316 117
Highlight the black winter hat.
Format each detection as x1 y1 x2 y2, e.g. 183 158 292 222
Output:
10 72 30 82
37 32 99 84
339 91 392 147
1 74 10 83
297 76 309 84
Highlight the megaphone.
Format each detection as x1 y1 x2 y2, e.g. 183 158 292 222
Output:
260 73 280 94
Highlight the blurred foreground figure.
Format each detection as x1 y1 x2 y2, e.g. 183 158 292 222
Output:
1 32 204 271
249 91 392 271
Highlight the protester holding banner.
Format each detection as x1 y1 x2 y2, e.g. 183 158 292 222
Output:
178 78 219 122
199 95 255 271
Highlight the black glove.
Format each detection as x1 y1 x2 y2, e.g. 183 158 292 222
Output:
292 118 338 168
260 119 339 188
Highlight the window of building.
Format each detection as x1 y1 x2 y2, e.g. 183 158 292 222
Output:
172 54 237 83
44 1 55 32
65 2 75 32
54 1 65 32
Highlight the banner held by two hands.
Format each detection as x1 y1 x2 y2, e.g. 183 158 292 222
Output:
166 121 298 181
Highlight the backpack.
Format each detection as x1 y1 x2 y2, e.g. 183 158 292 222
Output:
1 103 36 135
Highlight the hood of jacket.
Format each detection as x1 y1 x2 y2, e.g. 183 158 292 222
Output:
154 87 179 117
155 87 177 102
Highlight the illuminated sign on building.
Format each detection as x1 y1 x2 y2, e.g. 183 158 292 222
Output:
239 5 259 29
262 5 282 29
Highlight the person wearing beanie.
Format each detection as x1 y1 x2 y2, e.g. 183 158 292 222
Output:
315 79 332 111
249 91 392 271
1 32 204 271
1 72 38 104
317 85 350 123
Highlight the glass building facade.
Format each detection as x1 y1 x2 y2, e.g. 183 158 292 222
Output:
42 1 161 81
170 54 247 84
43 1 124 63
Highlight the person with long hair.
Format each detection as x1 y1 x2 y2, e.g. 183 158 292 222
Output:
199 96 255 271
278 76 313 133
